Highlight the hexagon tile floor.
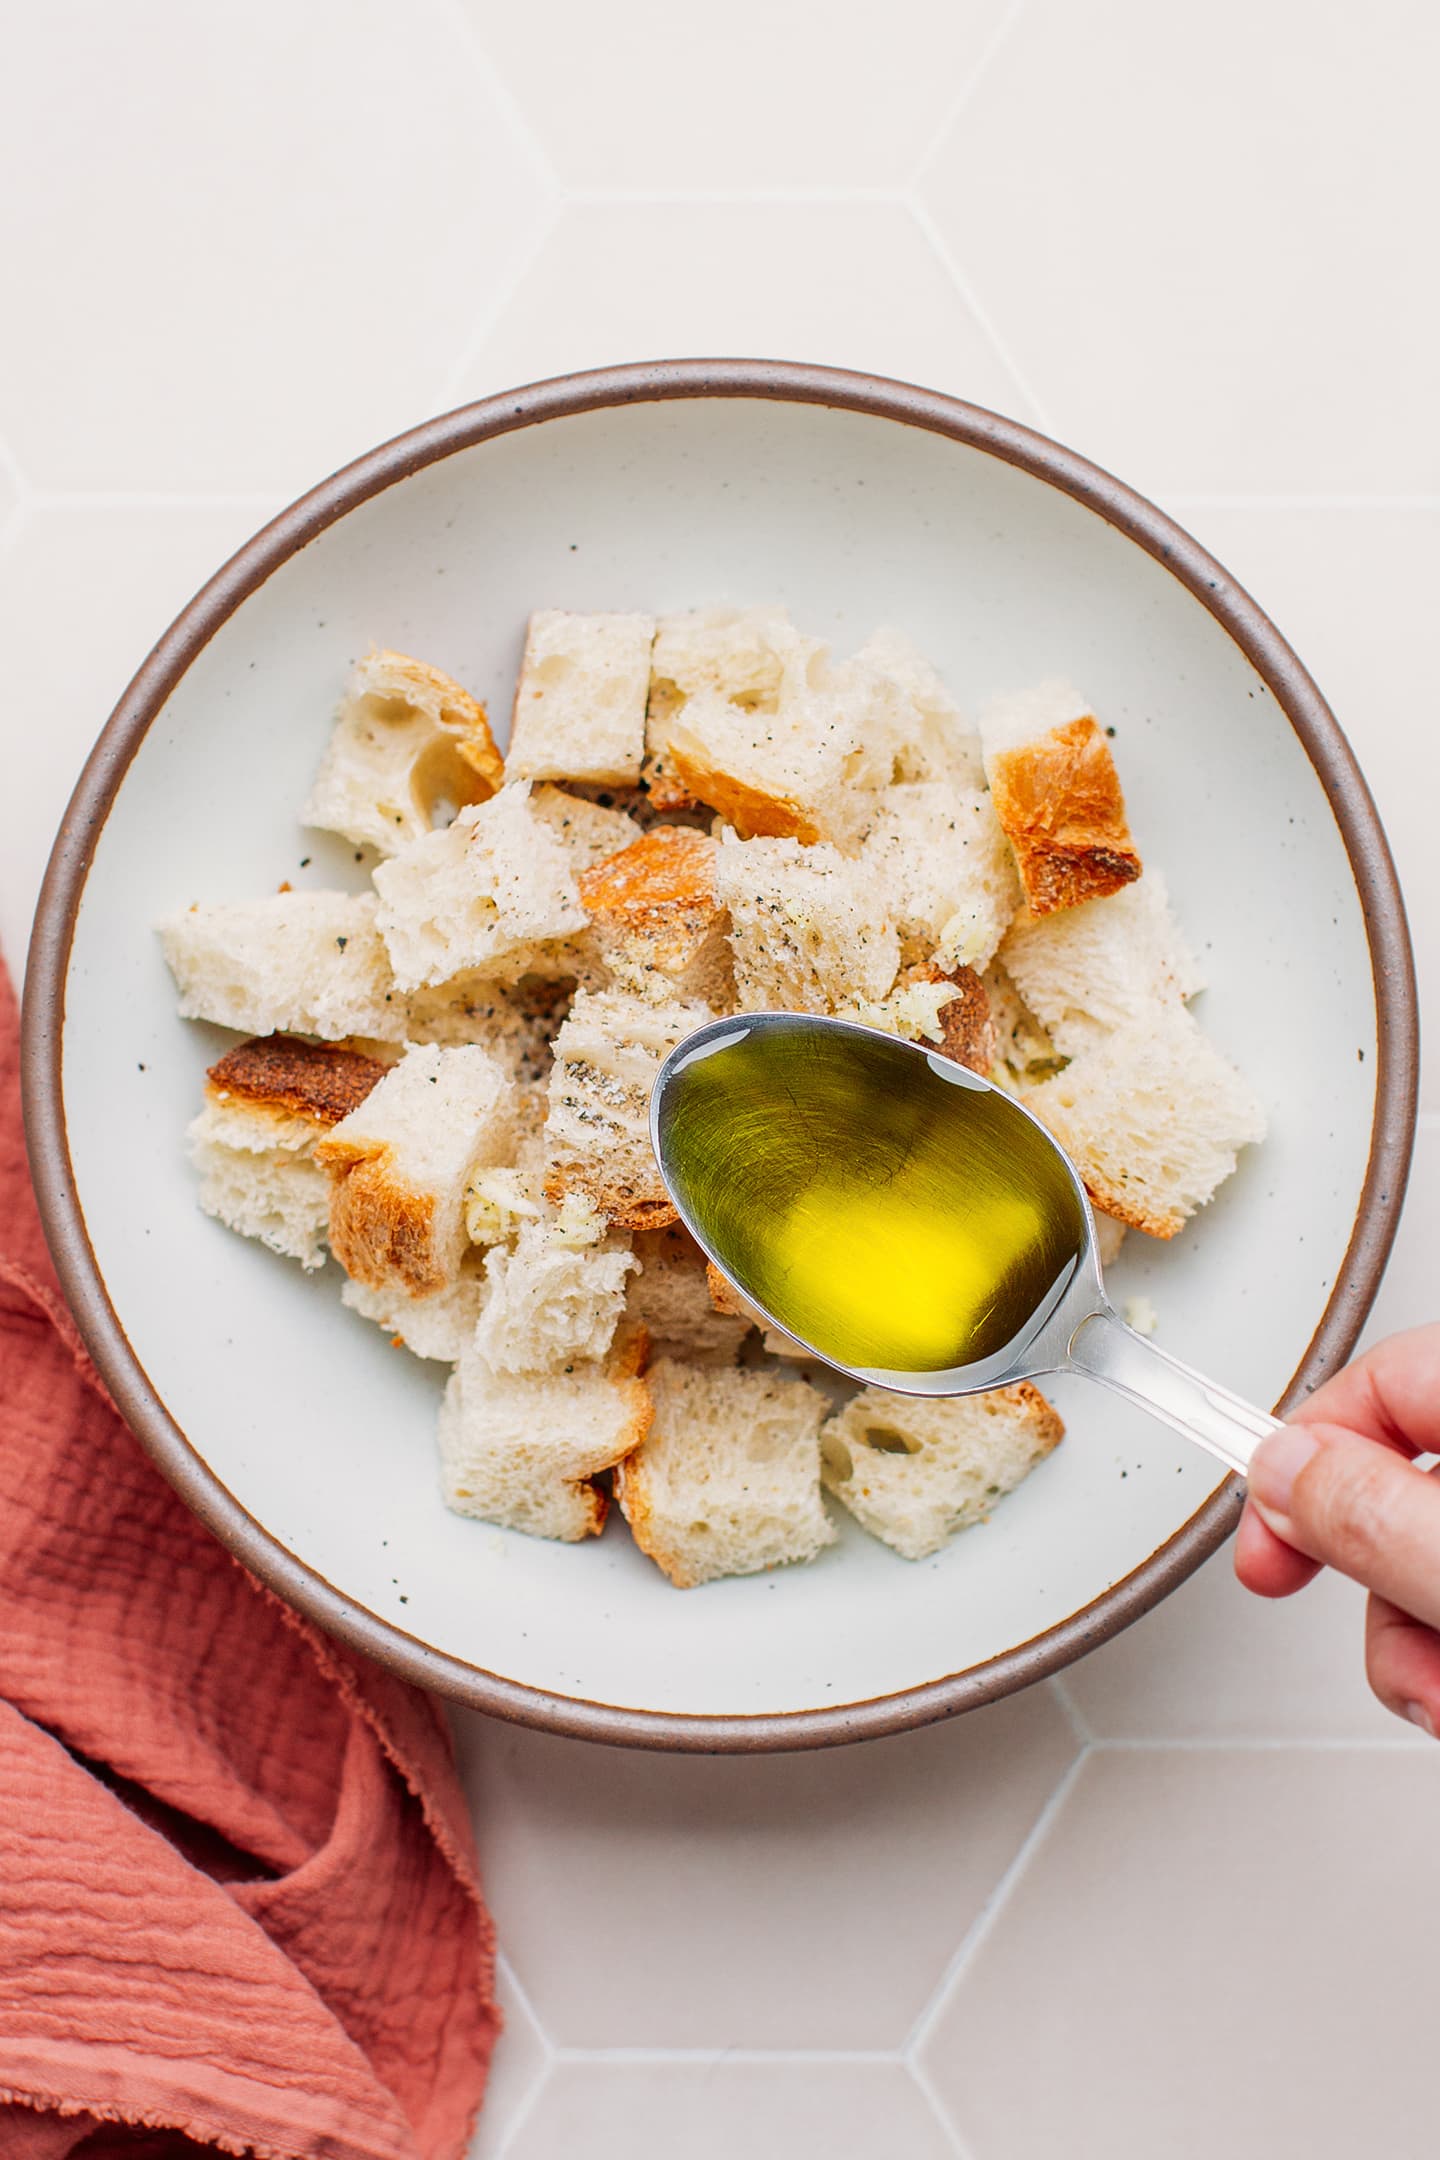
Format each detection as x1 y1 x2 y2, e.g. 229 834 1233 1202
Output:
5 4 1439 2155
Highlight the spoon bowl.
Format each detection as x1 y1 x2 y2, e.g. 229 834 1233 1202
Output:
653 1011 1280 1476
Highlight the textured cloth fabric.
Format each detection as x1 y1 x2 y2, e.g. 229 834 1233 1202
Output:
0 960 497 2159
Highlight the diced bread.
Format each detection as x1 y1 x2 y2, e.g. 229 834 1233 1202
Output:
403 976 570 1079
159 891 404 1041
999 873 1203 1056
849 628 984 786
849 962 995 1072
341 1256 487 1361
662 650 895 852
474 1218 637 1374
438 1339 652 1541
714 832 899 1013
644 607 817 807
820 1382 1063 1560
577 825 733 1005
372 782 637 991
861 782 1020 970
982 959 1060 1084
625 1225 753 1364
1022 1002 1266 1238
303 648 503 856
507 610 655 786
615 1357 836 1587
542 988 714 1229
981 681 1142 915
204 1033 389 1131
316 1043 518 1294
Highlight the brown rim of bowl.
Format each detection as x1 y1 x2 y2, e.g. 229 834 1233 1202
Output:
21 358 1419 1753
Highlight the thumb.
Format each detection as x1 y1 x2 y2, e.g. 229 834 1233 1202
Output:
1247 1423 1440 1633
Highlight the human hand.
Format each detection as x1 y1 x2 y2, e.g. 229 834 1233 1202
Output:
1235 1323 1440 1736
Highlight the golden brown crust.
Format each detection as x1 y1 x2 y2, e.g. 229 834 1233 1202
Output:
371 648 504 795
320 1150 445 1295
665 740 822 844
1072 1172 1182 1241
577 824 719 931
613 1450 697 1588
206 1034 388 1126
705 1260 752 1319
1006 1378 1066 1455
988 716 1142 915
541 1163 679 1233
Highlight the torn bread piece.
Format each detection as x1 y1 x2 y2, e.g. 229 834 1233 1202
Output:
999 873 1203 1057
159 891 405 1041
625 1225 753 1365
187 1035 388 1270
982 959 1062 1086
302 648 503 856
821 1383 1063 1561
847 962 996 1074
615 1357 836 1587
438 1337 652 1542
542 988 714 1229
644 606 818 808
341 1255 488 1361
316 1043 518 1295
663 646 896 851
372 781 637 991
714 832 899 1013
474 1217 638 1375
403 974 570 1078
1022 1002 1266 1238
861 782 1020 971
848 628 984 786
577 825 733 1005
507 610 655 786
981 680 1143 915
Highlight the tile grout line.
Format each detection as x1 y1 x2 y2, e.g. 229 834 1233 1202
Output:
902 1747 1090 2070
1092 1733 1435 1753
1047 1672 1094 1747
549 2045 907 2066
435 190 568 412
908 2052 979 2160
26 489 286 513
565 183 907 207
905 193 1057 435
908 0 1030 187
1164 492 1440 512
491 1950 556 2160
430 0 562 200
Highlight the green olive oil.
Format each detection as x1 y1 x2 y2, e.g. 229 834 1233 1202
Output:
656 1018 1088 1379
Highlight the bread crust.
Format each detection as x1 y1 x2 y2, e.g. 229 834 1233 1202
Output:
206 1033 387 1127
541 1165 678 1233
664 740 822 844
988 715 1142 915
577 824 718 934
322 1150 446 1295
904 964 995 1074
366 648 505 793
705 1260 752 1319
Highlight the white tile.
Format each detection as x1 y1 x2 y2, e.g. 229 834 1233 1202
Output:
922 0 1440 495
470 1958 550 2159
452 1686 1076 2050
455 200 1035 417
0 501 274 969
466 0 1011 188
0 3 553 493
1160 502 1440 1108
923 1748 1440 2159
507 2060 951 2160
0 443 21 540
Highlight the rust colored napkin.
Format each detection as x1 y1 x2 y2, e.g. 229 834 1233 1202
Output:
0 960 497 2160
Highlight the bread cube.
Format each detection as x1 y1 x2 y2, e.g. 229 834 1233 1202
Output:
438 1340 652 1542
861 781 1020 971
998 873 1202 1057
847 962 996 1073
542 988 714 1229
186 1035 389 1270
372 782 637 992
982 959 1060 1085
341 1256 487 1361
577 825 733 1005
644 607 817 807
474 1218 638 1375
980 680 1143 915
316 1043 518 1295
302 648 504 856
849 627 984 786
615 1358 836 1587
1022 1002 1266 1238
820 1383 1063 1561
159 891 405 1041
714 832 899 1013
625 1225 752 1365
506 610 655 787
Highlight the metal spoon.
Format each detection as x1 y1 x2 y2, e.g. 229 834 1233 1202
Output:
651 1010 1279 1477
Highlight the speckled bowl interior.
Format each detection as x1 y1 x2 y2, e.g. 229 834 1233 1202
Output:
24 364 1415 1748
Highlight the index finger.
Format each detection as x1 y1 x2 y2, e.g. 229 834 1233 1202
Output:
1286 1323 1440 1460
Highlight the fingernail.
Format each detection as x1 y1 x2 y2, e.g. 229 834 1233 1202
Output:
1247 1426 1322 1519
1405 1702 1436 1740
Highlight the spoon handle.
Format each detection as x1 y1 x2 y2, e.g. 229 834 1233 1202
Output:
1064 1308 1283 1477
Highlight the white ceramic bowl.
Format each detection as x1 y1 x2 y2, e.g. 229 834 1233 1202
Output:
23 361 1417 1750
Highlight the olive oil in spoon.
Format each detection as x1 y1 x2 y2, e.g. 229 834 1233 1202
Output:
652 1012 1279 1475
